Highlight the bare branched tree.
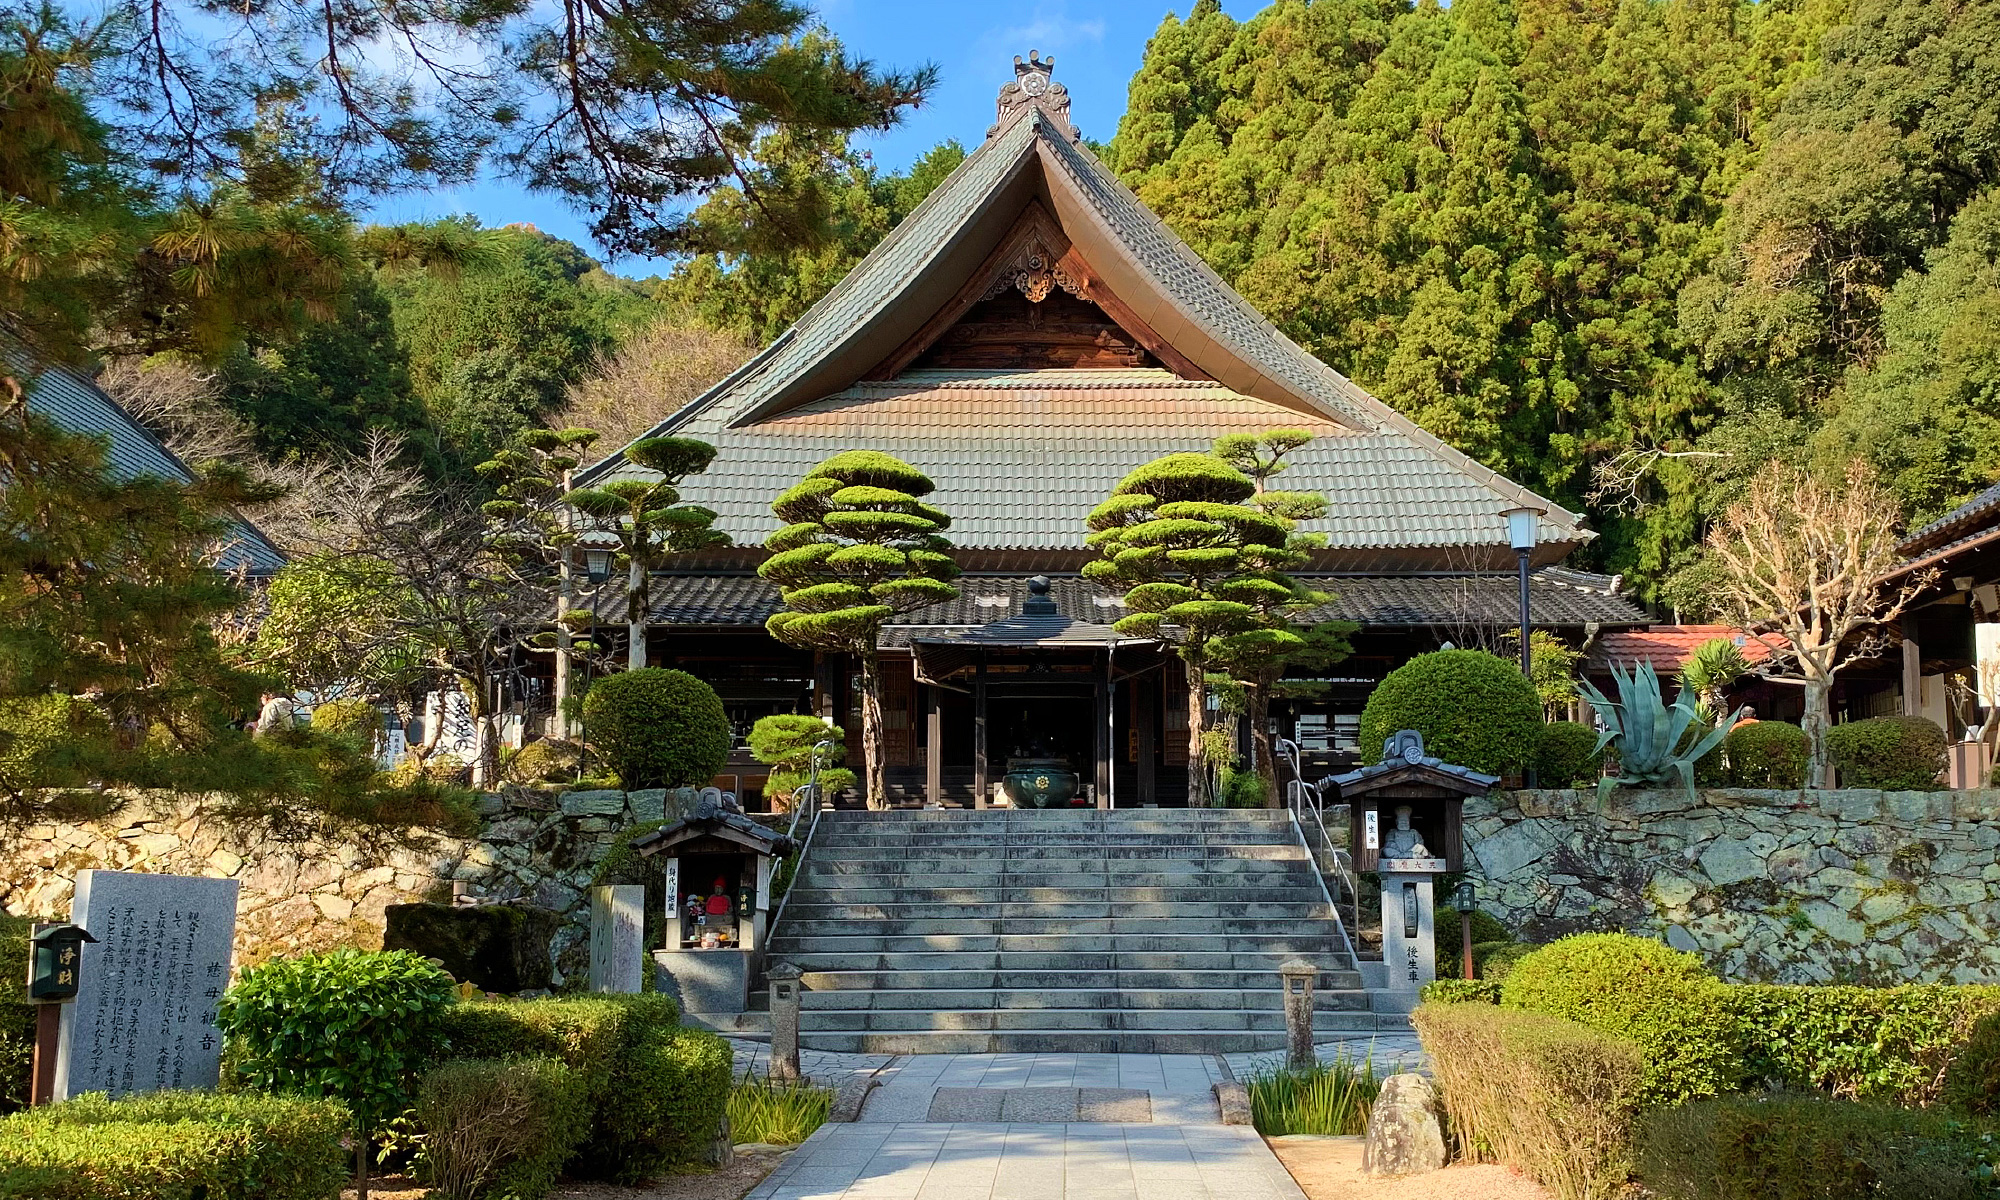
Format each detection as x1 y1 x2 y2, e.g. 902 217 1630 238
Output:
1705 459 1934 780
1587 445 1730 516
97 354 257 466
559 320 753 458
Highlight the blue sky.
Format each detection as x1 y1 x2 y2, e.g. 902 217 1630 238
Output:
363 2 1258 271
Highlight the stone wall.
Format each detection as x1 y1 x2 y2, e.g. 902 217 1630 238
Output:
0 787 702 984
1465 787 2000 984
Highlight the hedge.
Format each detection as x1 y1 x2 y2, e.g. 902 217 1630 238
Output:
1502 934 1742 1105
1826 715 1948 790
1636 1095 1985 1200
0 916 31 1116
580 669 730 791
1533 721 1604 786
438 993 730 1182
1358 650 1543 774
1413 1002 1643 1200
416 1057 588 1200
0 1090 350 1200
1723 721 1807 788
1727 983 2000 1107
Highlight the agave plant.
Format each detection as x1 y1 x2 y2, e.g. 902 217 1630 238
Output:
1581 661 1740 801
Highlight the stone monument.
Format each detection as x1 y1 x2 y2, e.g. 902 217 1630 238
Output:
1378 805 1446 994
1362 1073 1447 1176
55 869 240 1100
587 884 645 993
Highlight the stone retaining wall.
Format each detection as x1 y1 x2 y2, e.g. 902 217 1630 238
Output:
1466 787 2000 984
0 788 702 984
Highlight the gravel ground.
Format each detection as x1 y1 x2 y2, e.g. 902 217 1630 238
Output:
1266 1135 1552 1200
341 1145 795 1200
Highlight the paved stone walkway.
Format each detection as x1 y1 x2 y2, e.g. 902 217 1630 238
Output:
744 1053 1306 1200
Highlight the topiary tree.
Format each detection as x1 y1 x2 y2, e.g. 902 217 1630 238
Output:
1501 932 1743 1105
215 948 455 1200
747 714 855 810
1825 715 1948 790
759 451 959 809
1358 650 1542 775
579 668 730 791
1725 720 1808 787
1085 452 1297 806
565 437 730 671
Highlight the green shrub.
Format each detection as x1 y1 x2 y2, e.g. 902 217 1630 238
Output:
310 697 384 748
1944 1011 2000 1118
746 715 854 809
1723 721 1808 787
416 1057 588 1200
215 949 454 1136
1434 907 1512 978
1826 715 1948 789
1477 941 1535 982
0 1090 349 1200
1245 1055 1380 1136
1358 650 1542 774
0 915 32 1116
0 693 114 799
727 1074 834 1145
1414 1002 1643 1200
1729 984 2000 1107
581 669 730 791
505 738 591 786
1533 721 1604 786
1636 1095 1984 1200
438 994 728 1182
1673 723 1730 786
1421 978 1502 1005
1502 933 1741 1105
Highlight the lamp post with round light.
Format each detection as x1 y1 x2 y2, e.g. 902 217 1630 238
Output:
1453 878 1477 980
1500 505 1544 678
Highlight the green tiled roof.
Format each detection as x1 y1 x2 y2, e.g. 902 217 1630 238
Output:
578 106 1590 562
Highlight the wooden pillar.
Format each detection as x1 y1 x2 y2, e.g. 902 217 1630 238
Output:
813 651 837 722
1096 652 1114 808
1136 673 1156 806
973 657 989 809
925 685 942 807
1903 633 1922 717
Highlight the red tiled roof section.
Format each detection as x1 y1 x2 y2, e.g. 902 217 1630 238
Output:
1589 625 1776 673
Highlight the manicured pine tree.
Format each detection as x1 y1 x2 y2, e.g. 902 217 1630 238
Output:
1084 452 1295 807
760 452 958 810
565 437 729 670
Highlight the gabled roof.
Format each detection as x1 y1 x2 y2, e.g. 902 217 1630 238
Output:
1899 481 2000 558
577 64 1591 568
22 362 287 576
1587 625 1774 674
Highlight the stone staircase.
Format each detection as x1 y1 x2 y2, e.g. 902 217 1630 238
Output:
766 808 1399 1053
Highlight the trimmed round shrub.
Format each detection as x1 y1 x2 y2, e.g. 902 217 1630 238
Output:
506 738 592 786
746 715 854 809
1532 721 1603 786
1943 1011 2000 1118
580 669 729 792
1826 715 1948 790
1501 932 1742 1105
1725 721 1807 788
1358 650 1542 773
1476 941 1535 982
310 698 383 747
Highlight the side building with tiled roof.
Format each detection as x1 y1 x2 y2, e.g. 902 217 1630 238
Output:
572 57 1646 806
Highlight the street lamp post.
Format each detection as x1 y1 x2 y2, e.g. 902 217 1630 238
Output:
1500 505 1543 678
1452 879 1477 981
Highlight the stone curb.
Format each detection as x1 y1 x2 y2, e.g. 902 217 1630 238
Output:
1215 1080 1252 1125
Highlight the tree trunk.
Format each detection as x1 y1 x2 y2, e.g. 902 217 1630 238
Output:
555 549 574 739
464 680 498 787
627 556 648 671
858 647 887 810
1803 675 1833 786
354 1129 369 1200
1185 654 1212 807
1248 676 1280 808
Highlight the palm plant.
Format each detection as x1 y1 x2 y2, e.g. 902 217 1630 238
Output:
1678 637 1751 721
1581 661 1740 801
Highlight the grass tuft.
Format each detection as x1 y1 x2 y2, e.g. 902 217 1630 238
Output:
1246 1054 1380 1136
726 1072 833 1146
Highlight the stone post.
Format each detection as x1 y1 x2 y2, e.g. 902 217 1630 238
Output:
767 961 803 1083
1379 871 1438 996
1279 959 1318 1071
588 884 645 993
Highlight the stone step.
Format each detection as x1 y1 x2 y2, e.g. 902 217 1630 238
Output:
778 901 1334 920
773 917 1340 938
798 869 1314 889
796 985 1368 1012
798 968 1369 994
793 1029 1375 1053
807 835 1302 850
785 886 1323 905
767 933 1352 955
803 846 1309 863
774 950 1364 977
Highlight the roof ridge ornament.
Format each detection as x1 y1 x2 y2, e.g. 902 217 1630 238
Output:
991 51 1077 142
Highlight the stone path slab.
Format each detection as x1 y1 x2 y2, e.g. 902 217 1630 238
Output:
744 1122 1307 1200
926 1087 1152 1123
858 1054 1226 1125
1225 1032 1426 1080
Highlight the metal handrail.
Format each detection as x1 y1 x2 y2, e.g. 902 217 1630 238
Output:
768 739 834 943
1278 738 1360 967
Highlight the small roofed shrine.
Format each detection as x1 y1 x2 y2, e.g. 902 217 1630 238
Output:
564 53 1649 808
1327 730 1499 874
